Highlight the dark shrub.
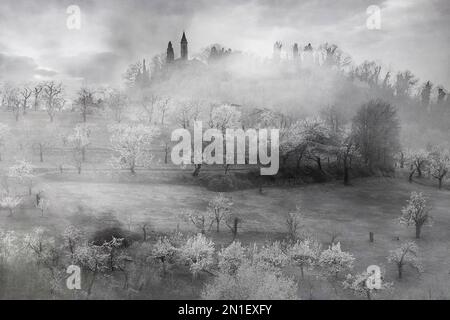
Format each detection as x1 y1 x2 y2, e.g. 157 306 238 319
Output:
91 227 140 247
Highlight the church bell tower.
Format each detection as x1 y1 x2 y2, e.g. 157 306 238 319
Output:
181 32 188 60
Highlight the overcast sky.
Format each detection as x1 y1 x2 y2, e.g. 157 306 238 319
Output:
0 0 449 88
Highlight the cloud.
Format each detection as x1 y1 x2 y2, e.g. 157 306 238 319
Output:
35 68 59 77
0 53 39 82
61 52 124 85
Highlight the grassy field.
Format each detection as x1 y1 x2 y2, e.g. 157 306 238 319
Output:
2 170 448 299
1 113 449 299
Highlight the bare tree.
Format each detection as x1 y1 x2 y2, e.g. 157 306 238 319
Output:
395 70 418 97
42 82 64 122
428 149 450 189
75 87 99 122
406 149 428 180
106 90 128 123
123 61 143 88
208 193 233 233
33 83 43 111
3 87 22 121
352 99 400 170
286 206 304 241
140 94 158 124
420 81 433 109
388 241 422 279
20 86 32 115
158 97 170 125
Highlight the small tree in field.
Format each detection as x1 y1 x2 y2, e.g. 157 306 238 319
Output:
252 241 289 271
180 233 215 278
9 160 35 195
24 227 59 270
428 149 449 189
74 242 109 295
285 206 304 241
224 213 243 241
0 230 22 264
202 262 297 300
74 87 100 122
339 133 359 186
218 241 247 275
387 241 422 279
109 123 157 174
27 123 57 163
343 269 392 300
68 124 91 173
406 149 428 181
42 81 64 122
0 194 22 216
37 198 49 217
288 238 321 279
62 226 85 258
399 192 432 239
106 90 128 123
69 124 91 161
180 209 211 234
207 193 233 233
152 236 178 275
0 123 10 161
318 242 354 279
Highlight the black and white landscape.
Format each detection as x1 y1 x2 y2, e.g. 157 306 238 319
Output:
0 0 449 300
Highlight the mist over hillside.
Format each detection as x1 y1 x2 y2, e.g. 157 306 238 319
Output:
123 40 449 150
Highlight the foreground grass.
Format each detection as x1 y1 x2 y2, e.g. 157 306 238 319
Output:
1 174 449 299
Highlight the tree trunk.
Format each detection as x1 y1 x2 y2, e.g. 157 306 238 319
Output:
316 157 322 172
438 178 442 190
415 225 421 239
232 218 238 240
192 164 201 177
409 169 415 183
122 270 129 290
164 147 169 164
398 265 403 279
343 157 350 186
417 166 422 178
87 270 97 296
142 226 147 241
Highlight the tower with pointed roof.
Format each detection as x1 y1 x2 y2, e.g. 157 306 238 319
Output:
293 43 299 59
167 41 174 63
181 32 188 60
